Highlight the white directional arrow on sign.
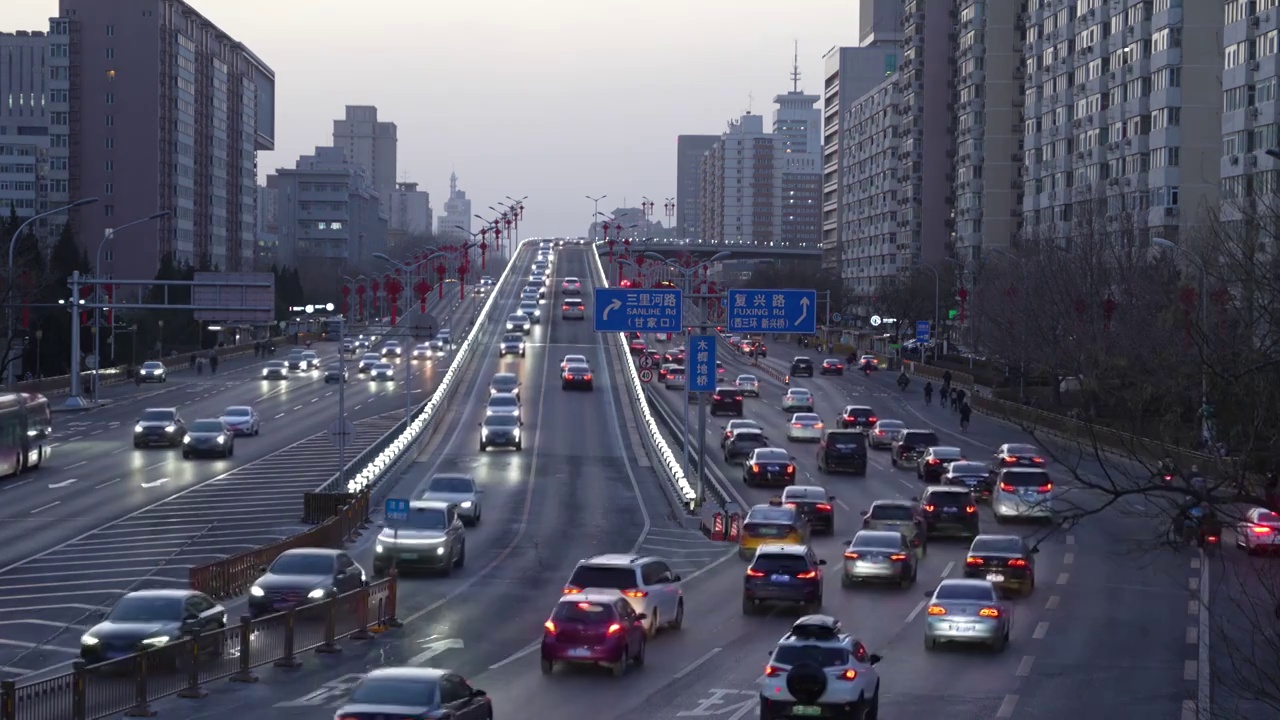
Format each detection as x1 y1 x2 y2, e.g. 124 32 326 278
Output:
407 637 464 666
140 478 169 488
48 479 78 488
795 296 810 326
602 298 622 320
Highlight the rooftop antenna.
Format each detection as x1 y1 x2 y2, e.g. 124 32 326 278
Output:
791 40 801 92
746 91 754 114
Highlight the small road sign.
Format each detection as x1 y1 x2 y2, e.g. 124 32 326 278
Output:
832 312 843 323
915 320 931 343
726 289 818 334
328 418 356 449
593 287 683 333
688 335 717 392
639 354 654 369
639 368 654 383
385 498 410 522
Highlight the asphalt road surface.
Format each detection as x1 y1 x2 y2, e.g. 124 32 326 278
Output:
0 292 477 681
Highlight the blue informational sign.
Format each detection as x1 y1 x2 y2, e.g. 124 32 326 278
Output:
726 289 818 334
915 320 931 343
689 335 717 393
593 287 683 333
385 498 410 523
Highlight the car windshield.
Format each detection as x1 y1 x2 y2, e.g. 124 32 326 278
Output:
927 491 971 507
734 433 767 445
223 407 251 417
484 415 519 428
508 314 526 322
327 363 342 371
520 302 537 310
553 601 617 623
788 390 811 397
737 375 757 382
728 421 761 431
903 432 940 445
491 375 517 390
971 536 1024 554
140 410 174 422
568 566 636 589
565 364 590 374
489 395 518 408
142 362 163 370
107 595 184 622
394 508 448 530
269 553 334 575
1005 444 1039 456
753 449 790 463
190 420 224 433
1001 470 1050 487
844 407 874 416
266 361 286 368
1259 511 1280 524
785 487 827 502
751 554 810 573
427 476 474 494
949 462 989 475
289 351 304 358
749 507 793 523
856 533 902 550
869 505 915 521
875 420 906 430
772 645 851 668
936 583 997 602
362 354 379 361
503 335 523 343
794 414 821 424
374 363 392 370
826 433 862 448
564 356 586 364
349 677 437 707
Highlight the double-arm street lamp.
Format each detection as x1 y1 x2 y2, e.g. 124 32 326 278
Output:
586 195 607 242
92 210 170 403
503 197 527 252
373 251 446 427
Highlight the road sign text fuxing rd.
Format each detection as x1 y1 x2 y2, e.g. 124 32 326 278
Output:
593 287 683 333
726 289 818 334
689 335 717 392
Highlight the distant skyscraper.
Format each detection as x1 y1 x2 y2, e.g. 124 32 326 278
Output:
333 106 397 216
699 114 782 246
436 172 472 241
774 47 822 250
676 135 718 239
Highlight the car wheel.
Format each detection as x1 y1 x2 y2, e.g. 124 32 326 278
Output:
841 575 854 589
540 658 554 675
992 629 1009 652
633 638 646 666
724 453 732 463
924 636 938 651
226 446 234 458
454 541 466 568
647 609 660 638
865 689 881 720
515 440 523 451
612 646 629 677
741 597 755 615
474 507 482 525
253 426 260 436
670 600 684 630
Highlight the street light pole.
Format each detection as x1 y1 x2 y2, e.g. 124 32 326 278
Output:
1152 237 1210 444
375 251 445 428
586 195 606 242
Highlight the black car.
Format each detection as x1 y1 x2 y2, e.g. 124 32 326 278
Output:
133 408 186 448
710 388 745 416
942 461 995 501
182 419 234 459
917 487 980 538
335 668 492 720
964 534 1038 596
742 545 825 615
286 351 309 371
820 358 845 375
838 405 878 430
782 485 836 534
993 443 1046 468
891 430 940 468
80 589 226 665
724 428 770 461
479 414 523 451
562 363 593 390
324 362 348 383
790 357 815 377
917 446 966 482
816 429 867 475
742 447 797 487
247 548 366 619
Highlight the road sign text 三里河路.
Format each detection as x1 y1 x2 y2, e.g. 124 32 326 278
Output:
593 287 683 333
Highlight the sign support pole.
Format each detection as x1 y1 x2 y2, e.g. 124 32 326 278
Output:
681 274 692 504
337 316 347 487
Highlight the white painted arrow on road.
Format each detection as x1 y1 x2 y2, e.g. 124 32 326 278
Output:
140 478 169 488
407 637 464 666
48 478 78 488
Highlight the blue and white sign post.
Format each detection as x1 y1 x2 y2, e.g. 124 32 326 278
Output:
726 289 819 335
915 320 931 344
593 287 683 333
689 336 717 393
385 498 410 522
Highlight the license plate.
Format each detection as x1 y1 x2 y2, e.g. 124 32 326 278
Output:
950 623 976 633
768 465 779 471
770 574 790 582
987 573 1005 582
566 648 592 657
791 706 822 716
399 553 418 560
942 507 958 513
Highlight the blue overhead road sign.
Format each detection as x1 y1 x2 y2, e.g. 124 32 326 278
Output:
593 287 683 333
689 335 717 392
726 289 818 334
915 320 931 343
385 498 410 523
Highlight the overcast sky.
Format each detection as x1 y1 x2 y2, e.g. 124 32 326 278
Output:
5 0 860 239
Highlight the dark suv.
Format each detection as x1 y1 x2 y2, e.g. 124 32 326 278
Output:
917 487 980 538
816 430 867 475
742 544 826 615
891 430 940 468
790 357 815 377
710 388 745 416
838 405 878 430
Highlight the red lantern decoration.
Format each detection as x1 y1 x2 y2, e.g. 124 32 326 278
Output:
371 278 381 296
458 262 471 300
414 279 430 312
355 283 367 318
957 286 968 323
435 263 447 300
341 284 352 315
385 277 404 325
1102 295 1116 330
79 284 92 326
479 241 489 269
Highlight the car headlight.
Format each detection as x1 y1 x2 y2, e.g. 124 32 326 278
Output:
134 424 144 433
249 586 265 597
141 636 170 646
375 543 385 553
534 310 541 316
262 369 269 377
182 435 191 444
215 436 225 444
164 425 176 433
460 501 473 508
307 588 326 599
435 546 446 556
80 634 99 646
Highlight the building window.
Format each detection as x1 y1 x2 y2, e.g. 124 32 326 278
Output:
104 205 114 217
106 24 114 36
105 137 113 150
105 250 114 262
106 47 114 60
105 183 113 195
105 160 113 171
105 115 114 127
105 93 114 105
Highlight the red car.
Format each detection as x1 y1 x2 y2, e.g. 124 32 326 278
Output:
541 595 648 676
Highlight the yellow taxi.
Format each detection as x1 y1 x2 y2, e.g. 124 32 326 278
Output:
738 500 810 560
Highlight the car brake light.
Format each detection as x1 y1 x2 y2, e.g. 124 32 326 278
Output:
584 374 592 380
1250 525 1274 534
923 504 935 512
606 623 623 635
792 422 802 428
979 607 1001 618
843 551 860 559
926 605 947 616
1008 558 1029 567
795 570 818 579
1037 483 1053 492
965 505 977 513
713 395 722 400
746 568 765 577
868 416 877 423
562 585 582 594
786 465 796 474
999 483 1015 492
838 669 857 681
928 458 941 465
1032 457 1045 464
543 620 557 634
622 588 647 598
764 664 783 677
814 422 824 429
966 557 984 566
816 503 832 511
889 554 907 561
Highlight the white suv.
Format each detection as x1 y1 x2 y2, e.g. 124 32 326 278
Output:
561 554 685 637
758 615 882 720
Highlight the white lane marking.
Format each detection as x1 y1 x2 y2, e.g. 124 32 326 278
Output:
310 397 319 403
110 448 126 455
140 478 170 488
487 640 540 670
1197 549 1211 720
1056 572 1070 585
274 413 285 419
30 502 60 514
64 461 87 470
1065 534 1075 545
1016 655 1035 676
94 479 121 489
673 647 723 680
836 499 851 511
996 694 1019 718
48 479 77 489
1184 659 1197 680
1062 552 1074 565
143 461 167 470
292 405 303 410
940 560 954 578
1045 595 1060 610
89 430 102 436
67 436 82 442
904 599 928 623
1032 621 1049 640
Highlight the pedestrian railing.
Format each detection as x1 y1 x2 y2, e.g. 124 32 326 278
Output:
0 577 399 720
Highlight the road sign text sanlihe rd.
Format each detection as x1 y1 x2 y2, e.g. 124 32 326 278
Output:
594 287 683 333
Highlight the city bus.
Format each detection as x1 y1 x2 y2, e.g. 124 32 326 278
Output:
0 393 52 476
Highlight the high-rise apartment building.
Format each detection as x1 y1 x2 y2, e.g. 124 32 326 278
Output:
0 31 62 247
53 0 274 279
773 63 823 250
387 181 432 254
676 135 718 239
253 184 278 270
699 113 782 246
333 105 396 216
1219 2 1269 237
858 0 905 45
435 172 472 242
841 77 902 298
1021 0 1219 242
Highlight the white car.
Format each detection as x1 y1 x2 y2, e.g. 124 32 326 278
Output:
218 406 260 436
370 362 395 381
991 467 1056 522
381 341 402 358
420 473 483 526
924 579 1011 651
561 354 589 370
782 388 814 412
787 413 825 442
1236 507 1280 553
506 313 531 334
561 298 585 320
561 277 582 295
138 361 167 383
411 343 431 360
759 616 882 719
663 366 686 390
735 374 760 396
518 300 542 324
562 554 685 636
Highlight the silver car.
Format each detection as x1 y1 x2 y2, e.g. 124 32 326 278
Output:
411 343 432 361
420 474 483 526
489 372 520 398
841 530 917 588
518 300 542 323
786 413 825 442
781 388 814 412
663 366 686 390
357 353 381 373
868 420 907 449
735 374 760 396
924 579 1011 651
138 361 167 383
261 360 289 380
499 334 526 357
991 467 1056 522
507 313 531 334
372 500 466 576
370 362 395 381
486 392 521 421
218 406 260 436
561 298 585 320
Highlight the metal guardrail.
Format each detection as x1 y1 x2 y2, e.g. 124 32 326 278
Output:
18 340 262 398
642 384 731 510
0 577 399 720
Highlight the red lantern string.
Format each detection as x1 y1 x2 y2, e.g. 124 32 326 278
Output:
435 263 447 300
385 277 404 326
341 284 351 316
459 261 470 300
414 279 430 312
